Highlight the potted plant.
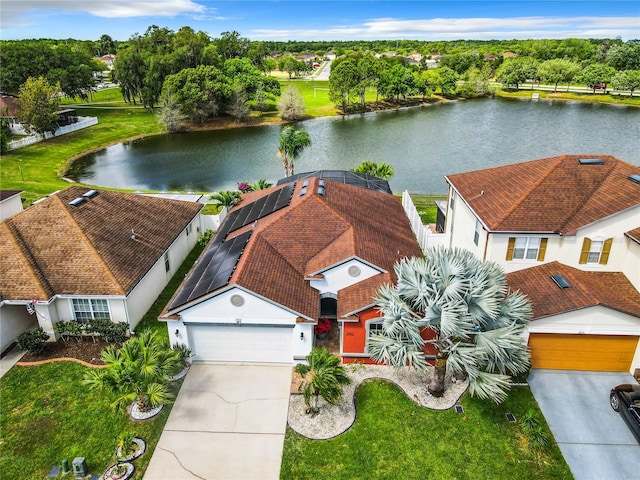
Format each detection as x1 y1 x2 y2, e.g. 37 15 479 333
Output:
116 433 146 462
314 318 331 340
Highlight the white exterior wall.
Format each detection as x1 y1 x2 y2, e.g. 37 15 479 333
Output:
446 190 486 258
125 216 200 330
0 194 23 221
486 233 561 273
525 305 640 374
0 304 37 352
623 239 640 292
309 260 380 294
170 287 313 359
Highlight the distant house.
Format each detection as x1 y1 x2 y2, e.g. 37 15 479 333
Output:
0 190 23 221
0 93 19 125
0 187 202 354
97 53 116 70
502 52 519 58
507 262 640 374
160 172 424 364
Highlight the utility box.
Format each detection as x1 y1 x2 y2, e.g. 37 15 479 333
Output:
72 457 87 477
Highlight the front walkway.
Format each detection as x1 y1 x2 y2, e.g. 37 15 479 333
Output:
0 345 25 379
144 363 292 480
288 364 468 439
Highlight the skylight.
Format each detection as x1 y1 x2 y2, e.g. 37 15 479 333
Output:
69 197 87 207
82 189 99 198
629 174 640 185
550 274 571 289
578 158 604 165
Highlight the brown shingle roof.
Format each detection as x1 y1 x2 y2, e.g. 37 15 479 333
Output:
167 177 422 318
0 190 22 201
625 227 640 245
0 187 201 300
506 261 640 320
446 155 640 235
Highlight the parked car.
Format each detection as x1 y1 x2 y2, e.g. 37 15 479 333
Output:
588 83 607 90
610 384 640 443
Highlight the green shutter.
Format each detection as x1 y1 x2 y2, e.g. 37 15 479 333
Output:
599 238 613 265
537 238 548 261
506 237 515 261
579 238 591 264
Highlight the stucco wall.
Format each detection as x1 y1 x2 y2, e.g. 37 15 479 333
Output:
0 304 37 353
0 194 23 221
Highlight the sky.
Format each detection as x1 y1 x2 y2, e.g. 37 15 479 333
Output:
1 1 639 42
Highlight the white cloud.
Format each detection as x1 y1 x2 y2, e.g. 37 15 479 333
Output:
2 0 207 23
252 15 640 40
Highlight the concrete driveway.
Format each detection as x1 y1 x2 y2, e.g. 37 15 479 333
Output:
529 370 640 480
144 363 292 480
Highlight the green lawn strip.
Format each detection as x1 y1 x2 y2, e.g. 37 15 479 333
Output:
408 193 448 224
0 243 205 479
134 241 206 342
496 89 640 106
280 380 571 480
2 107 163 205
280 79 339 117
0 362 170 480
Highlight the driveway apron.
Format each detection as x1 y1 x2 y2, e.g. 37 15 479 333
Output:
529 369 640 480
144 363 292 480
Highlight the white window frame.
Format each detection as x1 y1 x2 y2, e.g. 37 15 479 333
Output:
365 319 385 353
473 219 482 246
587 239 604 264
186 223 192 236
512 237 540 260
71 298 111 322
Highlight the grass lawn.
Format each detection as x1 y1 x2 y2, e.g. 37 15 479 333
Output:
0 242 205 479
281 380 572 480
409 193 448 224
496 89 640 106
2 107 163 205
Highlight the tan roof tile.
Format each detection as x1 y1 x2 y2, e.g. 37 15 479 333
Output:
506 261 640 319
1 187 201 300
446 155 640 234
625 227 640 245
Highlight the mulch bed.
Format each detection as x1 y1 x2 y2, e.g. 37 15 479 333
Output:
21 338 110 365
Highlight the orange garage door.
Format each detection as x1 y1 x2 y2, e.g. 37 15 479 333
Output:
528 334 638 371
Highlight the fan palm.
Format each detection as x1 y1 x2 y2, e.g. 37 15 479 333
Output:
82 329 181 413
368 247 532 403
278 125 311 177
350 160 394 180
250 179 273 191
295 348 351 414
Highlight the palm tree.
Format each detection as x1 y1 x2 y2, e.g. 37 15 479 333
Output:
82 330 181 413
210 190 241 208
350 160 394 180
295 348 351 414
368 247 532 403
278 125 311 177
250 179 273 191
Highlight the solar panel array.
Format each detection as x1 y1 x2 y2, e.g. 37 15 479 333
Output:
169 230 252 309
277 170 392 194
218 182 295 238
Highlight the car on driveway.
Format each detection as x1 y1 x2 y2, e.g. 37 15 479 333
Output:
609 384 640 443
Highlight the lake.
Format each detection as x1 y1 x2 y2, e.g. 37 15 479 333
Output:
70 97 640 194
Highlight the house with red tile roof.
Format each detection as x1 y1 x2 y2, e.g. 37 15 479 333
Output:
0 187 202 354
507 262 640 374
160 173 424 364
444 154 640 374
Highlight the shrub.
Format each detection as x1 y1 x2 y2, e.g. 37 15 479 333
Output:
90 318 129 343
17 327 50 354
314 318 331 335
197 229 214 247
520 409 550 452
172 343 192 368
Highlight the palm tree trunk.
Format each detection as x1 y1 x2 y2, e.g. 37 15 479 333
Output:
428 353 447 397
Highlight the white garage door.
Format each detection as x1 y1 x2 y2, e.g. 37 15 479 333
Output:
187 324 294 363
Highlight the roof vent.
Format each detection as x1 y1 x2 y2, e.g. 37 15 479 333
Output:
550 274 571 289
629 174 640 185
82 189 99 198
579 158 604 165
318 180 326 187
300 187 307 196
302 180 309 188
69 197 87 207
317 187 325 196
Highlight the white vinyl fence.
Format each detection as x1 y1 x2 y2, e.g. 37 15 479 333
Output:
7 117 98 151
402 191 448 251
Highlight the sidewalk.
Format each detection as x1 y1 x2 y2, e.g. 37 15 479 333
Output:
0 345 25 379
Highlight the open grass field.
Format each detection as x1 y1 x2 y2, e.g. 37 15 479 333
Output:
496 88 640 106
281 380 572 480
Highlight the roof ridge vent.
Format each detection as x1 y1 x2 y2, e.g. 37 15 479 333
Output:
550 273 571 289
69 197 87 207
578 158 604 165
82 189 99 198
629 174 640 185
